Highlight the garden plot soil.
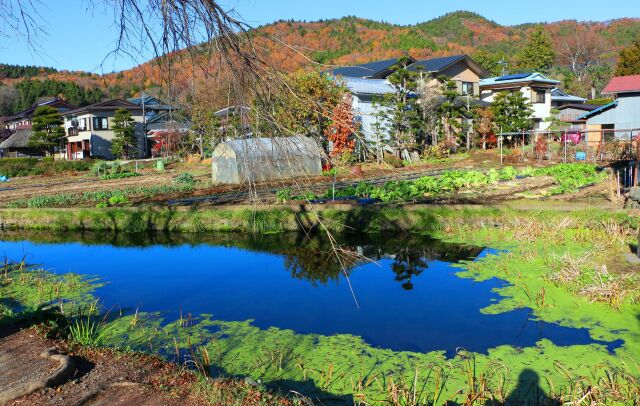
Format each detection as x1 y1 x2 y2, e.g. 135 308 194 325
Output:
0 327 206 406
0 170 202 202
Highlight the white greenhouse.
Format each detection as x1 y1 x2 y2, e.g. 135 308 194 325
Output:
211 136 325 184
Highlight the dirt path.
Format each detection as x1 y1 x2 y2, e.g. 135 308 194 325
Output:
0 327 206 406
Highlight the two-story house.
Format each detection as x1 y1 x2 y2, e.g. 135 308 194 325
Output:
329 55 487 142
479 73 560 131
63 99 146 160
3 97 75 131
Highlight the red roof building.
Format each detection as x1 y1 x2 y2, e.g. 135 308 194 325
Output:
602 75 640 95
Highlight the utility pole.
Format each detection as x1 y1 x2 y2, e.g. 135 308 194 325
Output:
141 90 148 157
498 59 508 76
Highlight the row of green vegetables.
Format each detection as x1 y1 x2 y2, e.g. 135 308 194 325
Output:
276 163 607 203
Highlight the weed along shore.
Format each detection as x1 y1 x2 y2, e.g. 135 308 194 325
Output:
0 203 632 233
2 204 640 404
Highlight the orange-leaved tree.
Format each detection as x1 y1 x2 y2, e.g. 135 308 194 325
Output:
324 94 357 157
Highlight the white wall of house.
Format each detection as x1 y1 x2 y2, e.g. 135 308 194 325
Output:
352 94 392 145
64 111 146 160
480 86 553 131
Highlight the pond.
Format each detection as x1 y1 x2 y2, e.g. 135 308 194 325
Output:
0 231 619 357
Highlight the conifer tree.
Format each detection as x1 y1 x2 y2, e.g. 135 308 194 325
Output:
615 38 640 76
490 91 534 133
28 105 65 155
517 27 556 73
110 108 138 159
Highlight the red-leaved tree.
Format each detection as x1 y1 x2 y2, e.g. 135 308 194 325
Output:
324 94 357 157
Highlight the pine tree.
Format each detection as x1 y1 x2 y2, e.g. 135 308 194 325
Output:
615 38 640 76
382 56 421 151
517 27 556 73
490 91 534 133
110 108 138 159
437 78 465 144
28 105 65 155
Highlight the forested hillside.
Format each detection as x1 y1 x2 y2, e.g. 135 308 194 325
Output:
1 11 640 116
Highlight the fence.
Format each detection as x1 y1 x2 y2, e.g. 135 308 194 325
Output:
496 128 640 187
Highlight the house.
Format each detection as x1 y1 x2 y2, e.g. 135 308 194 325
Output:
551 88 586 108
0 129 42 158
555 104 603 130
479 73 560 131
62 99 146 160
330 55 487 142
579 75 640 143
3 97 75 131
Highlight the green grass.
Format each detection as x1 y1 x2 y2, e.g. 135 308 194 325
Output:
0 157 92 178
3 184 195 209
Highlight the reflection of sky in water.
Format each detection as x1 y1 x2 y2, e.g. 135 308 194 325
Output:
0 237 620 357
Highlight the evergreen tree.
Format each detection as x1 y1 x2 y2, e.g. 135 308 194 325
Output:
28 105 65 155
382 56 421 151
517 27 556 73
437 78 465 144
110 109 138 159
490 91 534 133
615 38 640 76
473 50 506 76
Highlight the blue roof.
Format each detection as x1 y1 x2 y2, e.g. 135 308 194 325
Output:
577 100 618 120
480 72 560 87
496 73 531 81
339 77 397 96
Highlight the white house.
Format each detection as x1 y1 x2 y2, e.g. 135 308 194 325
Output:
480 73 560 131
62 99 146 160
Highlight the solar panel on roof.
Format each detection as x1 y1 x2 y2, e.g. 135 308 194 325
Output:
496 73 531 81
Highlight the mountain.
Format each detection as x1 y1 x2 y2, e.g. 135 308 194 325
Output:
2 11 640 105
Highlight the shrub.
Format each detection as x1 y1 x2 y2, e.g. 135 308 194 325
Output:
174 173 196 184
383 155 404 168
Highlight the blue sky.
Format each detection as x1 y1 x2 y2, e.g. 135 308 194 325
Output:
0 0 638 73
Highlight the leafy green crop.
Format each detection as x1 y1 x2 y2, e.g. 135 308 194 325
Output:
532 163 607 195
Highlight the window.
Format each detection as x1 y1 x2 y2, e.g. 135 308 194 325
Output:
534 89 546 104
78 118 87 130
461 81 474 95
93 116 108 130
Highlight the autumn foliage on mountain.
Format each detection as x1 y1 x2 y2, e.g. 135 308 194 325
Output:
2 10 640 114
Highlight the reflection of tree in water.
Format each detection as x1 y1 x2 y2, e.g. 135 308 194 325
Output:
279 233 482 290
391 248 429 290
283 245 350 286
1 229 482 290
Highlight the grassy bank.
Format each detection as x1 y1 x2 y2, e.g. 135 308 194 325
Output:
0 204 636 234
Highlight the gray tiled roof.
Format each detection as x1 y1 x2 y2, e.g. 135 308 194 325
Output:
340 77 397 95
